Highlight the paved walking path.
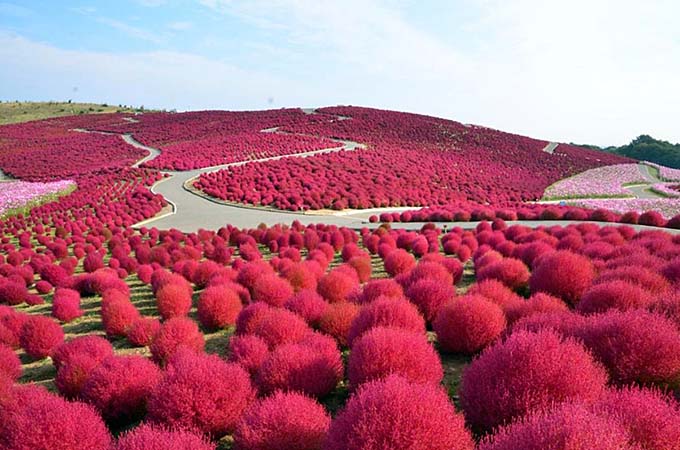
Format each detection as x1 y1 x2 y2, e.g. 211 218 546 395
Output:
542 142 559 154
76 111 679 234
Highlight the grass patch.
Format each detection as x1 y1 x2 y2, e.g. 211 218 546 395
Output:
0 101 151 125
0 184 77 219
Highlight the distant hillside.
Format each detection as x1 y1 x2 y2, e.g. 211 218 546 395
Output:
0 101 148 125
571 135 680 169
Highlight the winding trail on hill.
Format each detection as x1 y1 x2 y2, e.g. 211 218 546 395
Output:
542 142 559 154
77 113 679 234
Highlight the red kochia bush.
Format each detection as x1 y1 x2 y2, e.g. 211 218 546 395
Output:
147 349 256 438
156 282 193 319
256 336 343 398
234 391 330 450
577 280 653 314
592 386 680 450
250 307 312 349
228 334 270 375
126 317 161 346
317 269 358 303
51 288 83 322
405 278 455 323
197 285 243 330
252 274 295 307
282 262 318 292
20 315 64 359
101 289 140 337
0 387 111 450
579 310 680 387
0 344 21 380
529 250 595 305
358 278 404 304
81 355 162 423
383 249 416 277
51 335 113 370
467 279 524 310
477 402 634 450
318 302 360 347
325 375 473 450
477 258 530 291
235 302 271 335
460 330 608 432
347 297 425 346
285 289 328 326
433 295 506 354
113 423 215 450
504 292 568 325
348 326 442 388
149 317 205 365
55 353 102 399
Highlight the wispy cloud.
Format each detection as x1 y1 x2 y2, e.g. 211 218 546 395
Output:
96 17 163 44
168 21 192 31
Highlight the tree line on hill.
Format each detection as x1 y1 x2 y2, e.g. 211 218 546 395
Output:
573 135 680 169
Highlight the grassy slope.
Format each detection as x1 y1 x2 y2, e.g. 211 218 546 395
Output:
0 101 148 125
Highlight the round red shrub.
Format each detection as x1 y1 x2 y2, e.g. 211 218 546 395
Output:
113 423 215 450
0 344 20 380
197 285 243 330
595 266 671 295
235 302 271 335
251 307 311 349
434 295 506 354
577 280 653 314
467 279 524 310
579 309 680 387
478 402 634 450
149 317 205 365
285 289 328 326
639 210 667 227
383 249 416 277
228 334 270 375
137 264 154 284
126 317 161 347
348 326 442 388
282 262 318 292
251 273 295 307
52 335 113 370
20 315 64 359
325 374 473 450
234 391 330 450
477 258 530 291
510 310 587 338
0 280 27 305
156 282 192 320
358 278 404 304
318 302 360 347
81 355 162 423
35 280 53 295
407 261 454 288
256 341 343 397
101 290 140 337
52 288 83 322
460 330 608 432
591 386 680 450
147 349 256 437
529 250 595 305
0 386 111 450
237 260 275 293
55 353 102 399
504 292 568 325
317 269 358 304
405 278 458 325
347 297 425 346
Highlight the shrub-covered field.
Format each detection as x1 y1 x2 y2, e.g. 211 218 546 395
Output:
2 220 680 449
2 106 680 449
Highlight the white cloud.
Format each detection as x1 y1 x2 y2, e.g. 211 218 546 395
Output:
0 32 314 111
96 17 164 44
167 21 193 31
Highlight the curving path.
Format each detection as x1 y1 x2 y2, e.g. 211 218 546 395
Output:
78 112 680 234
542 142 559 154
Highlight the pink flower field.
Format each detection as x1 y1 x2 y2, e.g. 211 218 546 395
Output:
0 179 74 216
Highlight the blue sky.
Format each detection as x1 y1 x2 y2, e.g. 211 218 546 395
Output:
1 0 679 146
